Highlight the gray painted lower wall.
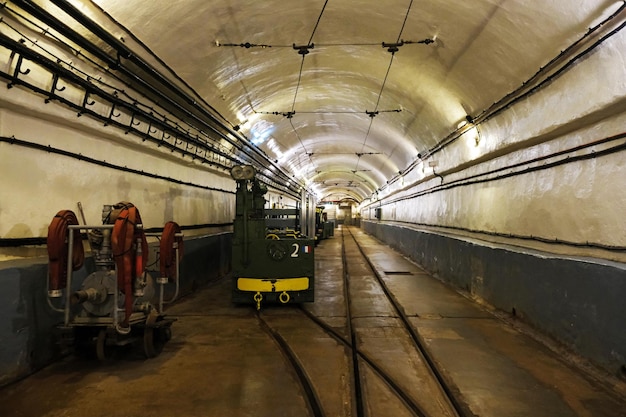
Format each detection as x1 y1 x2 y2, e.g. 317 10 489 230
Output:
0 232 232 387
362 220 626 377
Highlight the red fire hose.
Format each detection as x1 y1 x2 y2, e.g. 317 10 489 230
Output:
110 202 148 328
160 221 184 281
47 210 85 295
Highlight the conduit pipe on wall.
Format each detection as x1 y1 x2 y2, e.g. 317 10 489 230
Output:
0 30 298 198
388 133 626 205
364 133 626 252
0 33 232 164
0 133 238 248
414 2 626 164
5 0 302 193
387 219 626 252
0 136 235 194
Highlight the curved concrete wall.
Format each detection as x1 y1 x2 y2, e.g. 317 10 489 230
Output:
359 29 626 260
0 94 235 238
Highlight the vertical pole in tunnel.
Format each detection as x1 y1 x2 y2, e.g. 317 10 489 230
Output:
242 181 249 266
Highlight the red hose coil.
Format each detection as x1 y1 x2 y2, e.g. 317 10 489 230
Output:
160 221 184 281
110 202 148 327
47 210 85 292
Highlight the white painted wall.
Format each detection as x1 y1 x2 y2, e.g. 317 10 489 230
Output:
0 87 235 239
359 28 626 262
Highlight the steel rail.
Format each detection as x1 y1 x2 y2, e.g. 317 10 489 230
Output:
297 227 456 417
344 226 472 417
340 228 365 417
256 312 325 417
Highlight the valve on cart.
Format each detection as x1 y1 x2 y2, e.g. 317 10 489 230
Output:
46 202 184 360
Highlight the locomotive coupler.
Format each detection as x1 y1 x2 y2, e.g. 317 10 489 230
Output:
254 292 263 310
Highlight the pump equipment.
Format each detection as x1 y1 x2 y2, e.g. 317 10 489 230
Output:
46 202 183 359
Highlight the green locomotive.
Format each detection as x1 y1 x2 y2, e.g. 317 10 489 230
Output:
230 165 315 309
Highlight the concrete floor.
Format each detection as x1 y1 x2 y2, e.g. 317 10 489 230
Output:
1 228 625 417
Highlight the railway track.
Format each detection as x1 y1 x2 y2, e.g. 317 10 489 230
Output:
257 225 472 417
3 227 625 416
342 225 471 417
257 312 325 417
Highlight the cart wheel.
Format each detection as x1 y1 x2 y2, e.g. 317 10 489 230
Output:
143 312 165 358
96 329 110 361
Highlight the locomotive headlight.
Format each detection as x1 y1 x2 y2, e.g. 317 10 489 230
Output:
230 164 256 180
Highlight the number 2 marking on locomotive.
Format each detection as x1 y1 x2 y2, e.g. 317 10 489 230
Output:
291 243 300 257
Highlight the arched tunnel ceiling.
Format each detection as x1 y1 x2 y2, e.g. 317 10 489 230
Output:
87 0 614 202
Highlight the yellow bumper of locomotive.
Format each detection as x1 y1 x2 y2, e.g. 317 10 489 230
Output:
237 277 310 292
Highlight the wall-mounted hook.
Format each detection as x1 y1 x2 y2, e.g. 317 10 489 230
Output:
125 113 140 134
432 168 444 184
82 91 95 107
108 104 121 119
44 73 66 104
158 131 170 148
16 55 31 75
8 55 31 88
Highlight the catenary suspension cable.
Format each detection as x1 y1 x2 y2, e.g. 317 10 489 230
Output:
217 40 433 49
283 0 329 186
308 0 328 46
290 0 329 112
355 0 413 172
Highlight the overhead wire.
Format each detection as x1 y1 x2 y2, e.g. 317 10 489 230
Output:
291 0 329 113
287 0 330 181
256 109 401 115
217 40 433 49
307 0 329 46
215 0 427 199
355 0 414 172
291 56 307 113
